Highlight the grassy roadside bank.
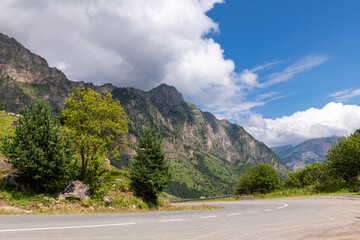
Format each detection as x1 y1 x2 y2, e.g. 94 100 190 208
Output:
174 188 360 204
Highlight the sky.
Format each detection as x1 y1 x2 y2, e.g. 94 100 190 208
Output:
1 0 360 147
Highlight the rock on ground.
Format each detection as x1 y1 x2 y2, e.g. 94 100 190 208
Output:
58 181 91 201
3 170 27 191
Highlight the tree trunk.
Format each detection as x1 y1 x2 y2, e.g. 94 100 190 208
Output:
80 151 87 180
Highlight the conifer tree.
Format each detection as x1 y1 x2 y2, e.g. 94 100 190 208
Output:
2 100 74 192
130 129 170 205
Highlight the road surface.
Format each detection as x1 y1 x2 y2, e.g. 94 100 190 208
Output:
0 197 359 239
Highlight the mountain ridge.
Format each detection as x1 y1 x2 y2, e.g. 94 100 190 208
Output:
272 136 340 170
0 32 287 198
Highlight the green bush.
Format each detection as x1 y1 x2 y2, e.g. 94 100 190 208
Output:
236 163 280 193
0 102 6 111
282 161 345 192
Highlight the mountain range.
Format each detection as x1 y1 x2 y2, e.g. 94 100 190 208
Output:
0 32 287 198
272 136 340 170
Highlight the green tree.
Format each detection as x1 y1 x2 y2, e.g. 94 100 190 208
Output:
2 100 74 192
283 162 335 188
236 163 280 193
130 129 170 205
0 102 6 111
327 130 360 182
61 87 129 180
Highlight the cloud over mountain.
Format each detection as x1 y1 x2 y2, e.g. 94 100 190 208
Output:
240 102 360 147
0 0 239 107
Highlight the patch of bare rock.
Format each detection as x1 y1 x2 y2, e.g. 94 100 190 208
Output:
57 180 91 201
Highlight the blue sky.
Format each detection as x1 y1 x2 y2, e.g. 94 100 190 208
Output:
1 0 360 146
206 0 360 118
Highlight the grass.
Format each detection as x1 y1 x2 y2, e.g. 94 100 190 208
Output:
264 187 354 199
0 111 17 157
176 186 358 204
0 168 221 215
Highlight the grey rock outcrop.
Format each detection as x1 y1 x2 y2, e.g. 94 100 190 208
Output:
57 181 90 201
102 195 112 205
4 170 27 191
0 156 11 171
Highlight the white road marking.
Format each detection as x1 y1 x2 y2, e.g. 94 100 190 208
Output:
226 213 241 216
264 209 272 211
200 216 216 219
247 211 258 214
0 223 136 233
276 203 288 209
158 219 183 223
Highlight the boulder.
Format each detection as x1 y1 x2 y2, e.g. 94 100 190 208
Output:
4 170 27 191
102 195 112 205
58 181 91 201
0 157 11 171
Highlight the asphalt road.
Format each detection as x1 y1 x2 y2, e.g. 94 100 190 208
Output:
0 197 359 239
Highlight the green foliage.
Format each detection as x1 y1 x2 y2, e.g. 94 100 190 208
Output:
327 131 360 182
283 162 344 192
236 163 280 193
61 87 129 180
1 100 75 193
130 129 170 205
0 112 17 157
0 102 6 111
166 152 245 198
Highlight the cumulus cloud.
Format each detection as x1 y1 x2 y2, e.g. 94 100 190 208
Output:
0 0 239 106
331 88 360 102
0 0 340 147
237 69 259 88
0 0 332 116
239 102 360 147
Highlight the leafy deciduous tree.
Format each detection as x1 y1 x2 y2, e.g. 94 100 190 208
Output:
61 87 129 180
327 131 360 182
2 100 74 192
236 163 280 193
130 129 170 205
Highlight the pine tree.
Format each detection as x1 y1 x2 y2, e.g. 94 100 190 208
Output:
130 129 170 205
2 100 74 193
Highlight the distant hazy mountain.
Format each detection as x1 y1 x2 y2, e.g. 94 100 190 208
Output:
0 32 287 198
272 136 340 170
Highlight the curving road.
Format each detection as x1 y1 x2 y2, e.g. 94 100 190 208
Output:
0 197 359 239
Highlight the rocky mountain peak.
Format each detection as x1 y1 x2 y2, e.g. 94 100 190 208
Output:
146 83 185 106
1 32 288 198
0 33 67 84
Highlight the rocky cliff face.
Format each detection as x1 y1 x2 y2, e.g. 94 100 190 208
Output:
272 136 340 170
0 32 287 198
0 33 114 113
112 85 287 197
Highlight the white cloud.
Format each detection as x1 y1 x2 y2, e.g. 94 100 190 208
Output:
239 102 360 147
0 0 238 107
255 92 278 101
331 89 360 102
262 55 329 87
237 69 259 87
250 61 282 72
0 0 333 129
